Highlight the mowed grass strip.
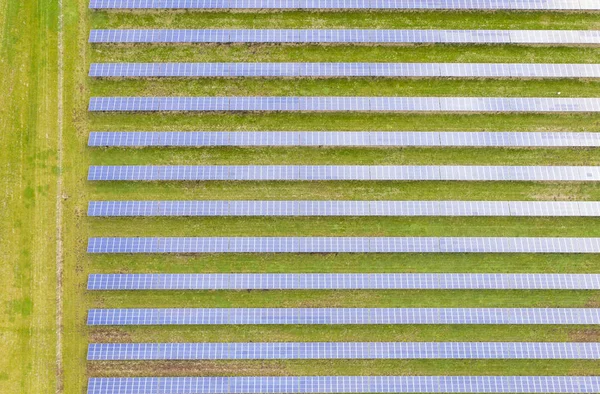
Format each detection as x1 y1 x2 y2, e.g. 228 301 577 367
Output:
88 289 600 308
89 10 600 30
0 0 59 393
88 216 600 237
87 359 600 377
88 324 600 344
88 147 600 165
88 78 600 98
91 45 600 64
89 113 600 132
88 253 600 274
88 182 600 204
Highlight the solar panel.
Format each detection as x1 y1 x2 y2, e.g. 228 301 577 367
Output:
89 0 598 10
87 200 600 217
89 29 600 45
86 308 600 325
87 273 600 290
88 131 600 148
87 341 600 361
87 375 600 394
88 97 600 113
87 166 600 181
87 237 600 253
88 63 600 78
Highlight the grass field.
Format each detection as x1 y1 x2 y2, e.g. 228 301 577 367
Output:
3 1 600 393
0 0 59 392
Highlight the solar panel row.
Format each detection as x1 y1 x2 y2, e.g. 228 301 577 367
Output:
86 237 600 253
87 131 600 147
86 273 600 290
87 166 600 181
89 29 600 44
88 62 600 78
86 200 600 217
86 308 600 325
89 0 600 11
87 342 600 360
88 97 600 112
87 376 600 394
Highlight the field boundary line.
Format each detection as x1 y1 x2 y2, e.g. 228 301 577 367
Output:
55 0 64 391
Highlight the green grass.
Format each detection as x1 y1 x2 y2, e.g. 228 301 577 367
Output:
4 3 600 393
90 10 600 29
90 112 600 132
89 147 600 165
89 78 600 97
88 253 600 274
88 182 600 201
92 45 600 63
88 324 600 343
87 216 600 237
86 359 600 377
0 0 59 393
89 289 600 308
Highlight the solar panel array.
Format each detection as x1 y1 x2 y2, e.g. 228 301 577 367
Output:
88 97 600 112
87 342 600 361
87 200 600 217
86 237 600 253
87 273 600 290
88 131 600 147
88 29 600 44
89 0 600 11
89 62 600 78
87 376 600 394
87 165 600 181
86 308 600 325
85 1 600 392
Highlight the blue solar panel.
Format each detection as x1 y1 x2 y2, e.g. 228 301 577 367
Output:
88 97 600 113
87 342 600 361
87 200 600 217
89 29 600 44
87 376 600 394
89 0 598 10
88 131 600 148
87 273 600 290
87 166 600 181
88 63 600 78
86 308 600 325
86 237 600 253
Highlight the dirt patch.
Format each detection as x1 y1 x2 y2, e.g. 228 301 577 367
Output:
88 328 133 343
530 183 589 201
567 328 600 342
88 360 289 377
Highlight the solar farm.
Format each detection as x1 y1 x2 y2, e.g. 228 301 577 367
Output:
83 1 600 393
8 0 600 393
